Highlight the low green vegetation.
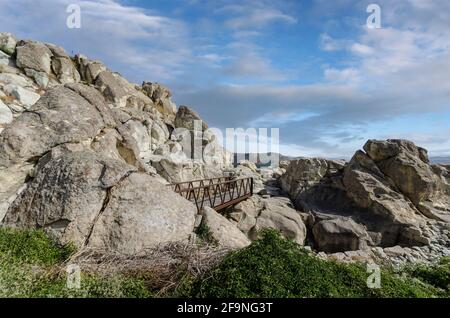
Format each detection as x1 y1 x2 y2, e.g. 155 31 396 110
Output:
0 228 151 298
0 227 75 265
195 222 218 245
403 256 450 294
184 230 447 298
0 227 448 298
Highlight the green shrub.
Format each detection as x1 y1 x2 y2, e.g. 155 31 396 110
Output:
188 230 444 298
403 259 450 292
0 228 75 265
195 222 217 245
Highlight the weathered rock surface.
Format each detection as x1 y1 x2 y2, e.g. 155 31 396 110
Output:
0 85 107 165
280 139 450 253
2 151 135 247
2 150 197 252
0 51 11 66
175 105 208 131
364 139 450 223
15 40 53 87
312 218 371 253
252 197 307 245
95 70 133 107
201 207 251 250
0 99 13 126
230 196 307 245
0 33 17 55
87 173 198 254
142 82 177 121
51 55 80 84
75 55 106 84
0 33 236 256
3 85 40 108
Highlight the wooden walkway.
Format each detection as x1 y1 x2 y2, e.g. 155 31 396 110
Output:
167 176 254 212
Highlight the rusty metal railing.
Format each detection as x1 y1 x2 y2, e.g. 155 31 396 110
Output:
167 177 254 212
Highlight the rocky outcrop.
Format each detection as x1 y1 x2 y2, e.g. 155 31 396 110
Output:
174 105 208 131
280 139 450 253
0 84 108 165
15 40 53 88
86 173 197 254
312 218 372 253
0 33 233 255
75 55 106 85
201 207 251 250
0 33 17 55
364 139 450 223
142 82 177 122
230 196 307 245
48 45 80 84
146 105 231 183
3 151 136 247
3 150 197 252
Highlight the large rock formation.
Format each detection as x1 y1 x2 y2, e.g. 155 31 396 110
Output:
230 196 307 245
280 139 450 253
363 140 450 223
201 207 251 250
312 218 372 253
0 32 232 254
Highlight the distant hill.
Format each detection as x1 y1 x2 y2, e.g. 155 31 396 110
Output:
233 153 450 166
430 157 450 165
232 153 302 167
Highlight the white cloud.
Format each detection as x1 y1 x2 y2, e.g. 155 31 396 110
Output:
225 7 297 30
350 43 373 56
0 0 192 82
217 1 297 30
319 33 350 51
222 53 287 81
324 67 360 84
2 0 449 157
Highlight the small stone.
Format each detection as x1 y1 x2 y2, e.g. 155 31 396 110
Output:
384 246 406 257
24 69 49 88
0 99 13 125
194 214 203 228
4 85 40 108
0 50 11 66
0 73 33 87
317 252 327 259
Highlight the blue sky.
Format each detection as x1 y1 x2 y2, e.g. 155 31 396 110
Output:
1 0 450 158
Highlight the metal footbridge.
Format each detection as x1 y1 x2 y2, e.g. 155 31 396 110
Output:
168 177 254 212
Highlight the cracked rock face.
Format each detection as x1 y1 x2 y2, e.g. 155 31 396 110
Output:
0 85 107 165
15 40 53 88
231 196 307 245
2 151 135 247
86 172 197 254
280 139 450 253
0 33 17 55
201 206 251 250
0 33 234 254
2 151 197 252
